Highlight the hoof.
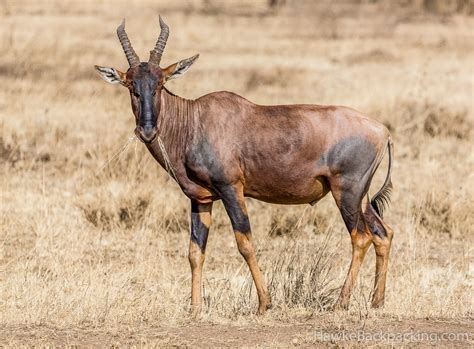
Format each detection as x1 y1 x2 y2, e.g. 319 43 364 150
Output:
256 302 272 316
332 301 349 311
189 305 202 318
371 299 385 309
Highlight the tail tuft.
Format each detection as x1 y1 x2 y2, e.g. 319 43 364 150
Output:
371 180 392 218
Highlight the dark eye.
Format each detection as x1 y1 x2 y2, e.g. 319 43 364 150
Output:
133 90 140 98
152 90 157 96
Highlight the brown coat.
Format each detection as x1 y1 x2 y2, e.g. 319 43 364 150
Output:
95 17 394 315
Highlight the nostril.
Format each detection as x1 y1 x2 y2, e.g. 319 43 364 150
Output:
142 126 155 136
136 125 157 143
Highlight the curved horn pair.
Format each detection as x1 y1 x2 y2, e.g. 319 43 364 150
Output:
116 16 169 68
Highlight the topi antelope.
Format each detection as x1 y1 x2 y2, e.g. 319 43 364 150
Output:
95 16 394 315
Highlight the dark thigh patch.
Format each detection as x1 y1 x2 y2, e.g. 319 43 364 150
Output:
323 136 377 178
187 137 229 185
321 137 379 233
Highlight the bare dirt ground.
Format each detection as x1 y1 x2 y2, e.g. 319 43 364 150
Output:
1 0 473 347
1 317 472 347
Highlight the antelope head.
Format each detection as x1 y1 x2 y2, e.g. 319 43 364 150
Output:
95 16 199 143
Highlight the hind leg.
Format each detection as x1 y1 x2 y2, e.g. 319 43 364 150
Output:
364 203 394 308
331 180 373 310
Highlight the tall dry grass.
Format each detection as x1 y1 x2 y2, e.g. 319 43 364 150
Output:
0 0 473 332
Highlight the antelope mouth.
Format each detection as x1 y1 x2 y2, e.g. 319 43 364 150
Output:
135 125 158 144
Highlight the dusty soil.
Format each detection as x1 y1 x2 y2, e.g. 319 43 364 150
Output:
2 316 472 347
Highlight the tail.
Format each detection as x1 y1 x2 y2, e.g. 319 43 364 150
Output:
370 137 393 218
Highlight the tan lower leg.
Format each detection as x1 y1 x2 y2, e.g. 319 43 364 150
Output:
188 240 205 315
371 228 393 308
335 229 372 310
235 231 271 314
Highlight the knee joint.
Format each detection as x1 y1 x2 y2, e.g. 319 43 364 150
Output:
188 249 203 268
351 230 372 250
237 238 254 258
372 235 391 256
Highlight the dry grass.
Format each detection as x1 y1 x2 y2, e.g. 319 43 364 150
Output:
0 0 473 346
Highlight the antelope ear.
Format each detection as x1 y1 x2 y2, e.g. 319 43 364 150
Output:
94 65 126 85
162 54 199 82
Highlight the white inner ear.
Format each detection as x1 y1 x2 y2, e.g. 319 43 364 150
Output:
168 62 192 80
168 54 199 81
94 66 123 84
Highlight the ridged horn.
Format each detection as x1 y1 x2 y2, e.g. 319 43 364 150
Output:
149 15 169 66
116 19 140 68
